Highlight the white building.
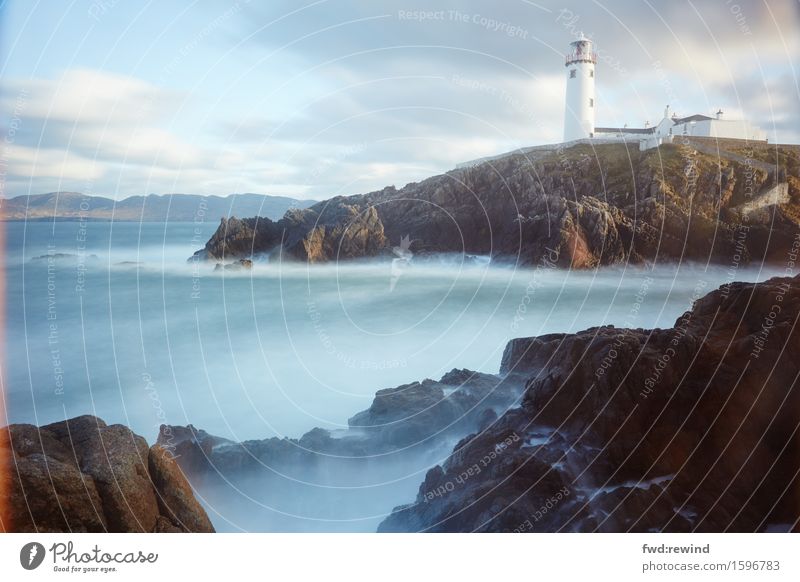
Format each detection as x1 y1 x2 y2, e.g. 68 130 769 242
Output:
595 106 767 150
563 35 596 142
562 38 767 149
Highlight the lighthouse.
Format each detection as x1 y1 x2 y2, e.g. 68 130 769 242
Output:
563 35 597 142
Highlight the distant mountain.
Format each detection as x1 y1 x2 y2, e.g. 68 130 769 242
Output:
0 192 316 222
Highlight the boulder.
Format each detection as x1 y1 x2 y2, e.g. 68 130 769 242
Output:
0 416 214 533
148 445 215 532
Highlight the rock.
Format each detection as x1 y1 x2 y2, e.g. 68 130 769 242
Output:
379 274 800 532
154 515 182 533
192 200 386 264
193 216 282 262
51 418 160 532
30 253 99 263
161 369 525 476
477 408 498 431
282 200 386 262
2 451 108 532
156 424 231 475
0 416 214 533
213 258 254 271
347 370 522 450
191 142 800 267
148 445 215 532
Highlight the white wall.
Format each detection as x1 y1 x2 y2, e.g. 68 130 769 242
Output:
671 119 766 141
708 120 767 141
563 60 595 142
639 135 673 151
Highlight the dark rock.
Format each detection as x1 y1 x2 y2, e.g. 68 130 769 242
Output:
477 408 498 432
161 369 525 476
194 216 282 262
192 199 386 264
281 200 386 262
380 274 800 532
213 258 254 271
30 253 99 262
156 423 231 475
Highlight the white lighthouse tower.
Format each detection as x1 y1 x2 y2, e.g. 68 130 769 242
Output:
563 34 597 142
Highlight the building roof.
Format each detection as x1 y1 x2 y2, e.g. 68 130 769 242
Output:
595 112 721 137
594 126 656 135
672 114 712 124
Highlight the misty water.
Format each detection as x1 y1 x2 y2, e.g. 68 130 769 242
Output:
3 221 786 531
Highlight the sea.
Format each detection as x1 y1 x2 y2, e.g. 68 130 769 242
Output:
2 220 786 531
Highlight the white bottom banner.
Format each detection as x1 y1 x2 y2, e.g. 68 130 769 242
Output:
1 533 797 581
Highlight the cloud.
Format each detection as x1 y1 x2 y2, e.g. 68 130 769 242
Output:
3 69 178 124
230 0 799 138
0 69 208 168
0 69 267 197
3 144 104 183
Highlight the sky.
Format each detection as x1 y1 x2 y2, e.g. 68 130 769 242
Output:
0 0 798 200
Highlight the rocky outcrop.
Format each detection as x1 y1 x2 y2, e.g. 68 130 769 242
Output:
0 416 214 533
379 274 800 532
281 202 386 262
192 200 386 263
213 258 254 271
158 369 525 476
193 216 281 261
193 141 800 267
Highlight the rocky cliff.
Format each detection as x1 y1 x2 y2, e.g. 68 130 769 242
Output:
379 274 800 532
193 140 800 267
0 416 214 533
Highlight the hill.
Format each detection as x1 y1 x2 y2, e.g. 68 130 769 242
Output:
0 192 316 222
193 138 800 268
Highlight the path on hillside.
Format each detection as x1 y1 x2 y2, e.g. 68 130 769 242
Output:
685 139 779 175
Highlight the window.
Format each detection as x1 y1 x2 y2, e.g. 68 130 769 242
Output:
570 69 576 78
589 98 594 107
589 70 594 78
